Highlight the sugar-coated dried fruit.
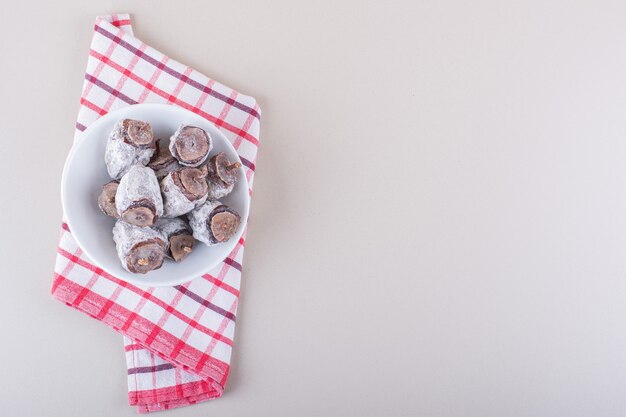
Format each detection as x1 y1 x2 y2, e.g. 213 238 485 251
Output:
180 167 209 198
161 167 208 218
209 209 240 242
153 218 195 262
169 233 195 262
113 220 166 274
206 152 241 200
97 180 120 218
169 125 212 167
187 201 241 246
115 165 163 227
105 119 156 179
212 152 240 184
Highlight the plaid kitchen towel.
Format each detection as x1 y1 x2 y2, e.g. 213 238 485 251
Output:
51 14 261 413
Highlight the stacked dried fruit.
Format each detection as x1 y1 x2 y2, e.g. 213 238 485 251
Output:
98 119 242 274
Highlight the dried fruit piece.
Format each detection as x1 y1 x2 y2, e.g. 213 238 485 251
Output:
97 180 119 218
122 119 154 146
206 152 241 200
153 218 195 262
187 201 241 246
169 125 212 167
127 239 165 273
161 167 208 218
212 152 241 185
115 166 163 227
148 140 180 179
169 233 195 262
105 119 156 179
209 209 240 242
179 167 209 198
113 220 166 274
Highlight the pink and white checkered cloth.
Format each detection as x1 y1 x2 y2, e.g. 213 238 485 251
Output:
52 14 261 413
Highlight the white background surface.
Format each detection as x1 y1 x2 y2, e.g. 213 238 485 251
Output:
2 1 626 416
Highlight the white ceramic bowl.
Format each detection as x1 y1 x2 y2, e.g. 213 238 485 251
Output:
61 104 249 287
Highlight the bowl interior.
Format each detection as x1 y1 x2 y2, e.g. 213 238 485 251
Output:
61 104 249 287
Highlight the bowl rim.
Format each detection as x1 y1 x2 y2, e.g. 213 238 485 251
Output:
60 103 250 287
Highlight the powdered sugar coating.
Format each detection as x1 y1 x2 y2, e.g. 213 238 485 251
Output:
160 173 207 218
153 217 190 240
115 165 163 218
104 120 155 179
207 177 234 200
187 200 222 246
112 220 165 273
